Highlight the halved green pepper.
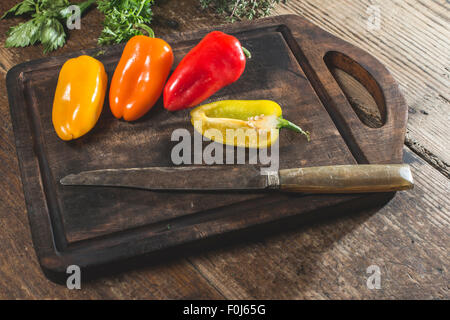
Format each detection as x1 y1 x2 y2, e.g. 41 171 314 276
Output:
190 100 310 148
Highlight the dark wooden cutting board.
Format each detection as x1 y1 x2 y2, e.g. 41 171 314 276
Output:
6 15 407 281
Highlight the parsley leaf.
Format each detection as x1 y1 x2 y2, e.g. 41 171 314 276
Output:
1 0 96 53
40 18 66 53
97 0 155 45
5 18 40 48
1 0 36 19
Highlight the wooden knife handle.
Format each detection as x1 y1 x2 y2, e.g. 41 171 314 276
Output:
279 164 414 193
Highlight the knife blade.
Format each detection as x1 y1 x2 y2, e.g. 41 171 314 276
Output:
60 164 414 194
60 166 268 191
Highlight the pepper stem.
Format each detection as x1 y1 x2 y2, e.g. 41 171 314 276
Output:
241 46 252 59
136 23 155 38
277 117 310 141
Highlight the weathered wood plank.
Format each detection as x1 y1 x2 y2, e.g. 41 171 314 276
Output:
188 147 449 299
273 0 450 175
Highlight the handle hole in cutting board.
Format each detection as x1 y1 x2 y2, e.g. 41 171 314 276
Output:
324 51 385 128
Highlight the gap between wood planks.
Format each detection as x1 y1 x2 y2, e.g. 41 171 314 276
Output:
273 0 450 179
330 67 449 179
405 133 450 179
185 146 449 299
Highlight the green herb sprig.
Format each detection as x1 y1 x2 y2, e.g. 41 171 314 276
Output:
96 0 155 45
199 0 283 22
1 0 283 53
1 0 96 53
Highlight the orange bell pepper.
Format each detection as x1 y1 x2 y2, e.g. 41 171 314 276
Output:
109 35 174 121
52 55 108 141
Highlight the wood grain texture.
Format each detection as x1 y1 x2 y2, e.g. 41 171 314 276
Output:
0 0 448 299
273 0 450 176
188 148 449 299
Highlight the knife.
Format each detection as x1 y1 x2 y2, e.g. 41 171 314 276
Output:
60 164 413 194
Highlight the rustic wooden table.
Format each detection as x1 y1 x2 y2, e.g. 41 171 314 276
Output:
0 0 448 299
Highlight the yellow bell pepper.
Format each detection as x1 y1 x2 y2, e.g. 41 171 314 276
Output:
52 55 108 141
190 100 310 148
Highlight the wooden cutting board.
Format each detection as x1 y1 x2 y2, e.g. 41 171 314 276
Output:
6 15 407 282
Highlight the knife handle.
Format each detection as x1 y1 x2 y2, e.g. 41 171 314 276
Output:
279 164 414 193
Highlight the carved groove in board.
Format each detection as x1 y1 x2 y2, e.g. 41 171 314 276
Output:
324 51 385 128
277 25 368 163
23 78 68 251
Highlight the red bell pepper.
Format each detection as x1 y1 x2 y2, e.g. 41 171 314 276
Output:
163 31 250 111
